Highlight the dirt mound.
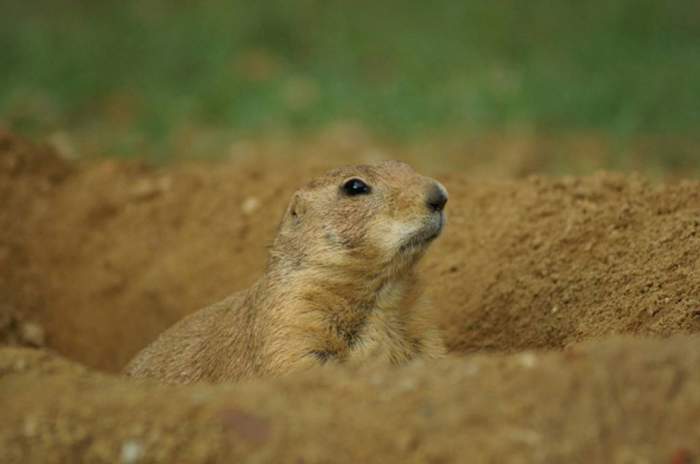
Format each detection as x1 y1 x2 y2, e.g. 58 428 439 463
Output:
2 336 699 463
2 132 700 462
0 130 66 349
432 172 700 353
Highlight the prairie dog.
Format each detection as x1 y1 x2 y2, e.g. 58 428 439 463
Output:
125 160 448 384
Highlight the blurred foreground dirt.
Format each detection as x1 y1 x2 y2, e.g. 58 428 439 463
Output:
1 131 699 462
2 337 699 463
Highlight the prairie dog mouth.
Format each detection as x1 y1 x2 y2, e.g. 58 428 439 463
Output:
400 213 445 252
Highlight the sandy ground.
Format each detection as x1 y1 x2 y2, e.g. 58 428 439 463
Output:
1 130 700 462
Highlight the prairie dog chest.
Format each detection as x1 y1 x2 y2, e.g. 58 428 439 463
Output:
344 311 410 364
344 280 420 364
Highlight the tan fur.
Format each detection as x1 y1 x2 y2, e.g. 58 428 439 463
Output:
124 160 448 384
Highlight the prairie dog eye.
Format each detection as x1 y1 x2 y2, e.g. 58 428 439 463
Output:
341 178 371 196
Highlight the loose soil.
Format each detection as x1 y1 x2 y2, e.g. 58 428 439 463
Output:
1 131 699 462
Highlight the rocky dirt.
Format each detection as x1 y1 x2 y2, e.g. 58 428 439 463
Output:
1 130 699 463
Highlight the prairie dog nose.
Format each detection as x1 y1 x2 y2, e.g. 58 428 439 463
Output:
426 182 448 212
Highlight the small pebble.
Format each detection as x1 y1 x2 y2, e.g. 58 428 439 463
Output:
20 322 46 347
129 177 171 201
242 197 261 215
120 440 144 464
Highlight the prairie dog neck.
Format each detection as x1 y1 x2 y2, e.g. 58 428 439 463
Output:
260 256 417 312
252 260 420 353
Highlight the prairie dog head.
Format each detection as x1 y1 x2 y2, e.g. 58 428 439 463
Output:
271 160 447 276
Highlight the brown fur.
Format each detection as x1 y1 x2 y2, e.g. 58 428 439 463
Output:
124 160 447 384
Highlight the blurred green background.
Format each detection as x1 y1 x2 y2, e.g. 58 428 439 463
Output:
0 0 698 167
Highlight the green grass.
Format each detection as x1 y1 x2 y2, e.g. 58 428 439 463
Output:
0 0 699 158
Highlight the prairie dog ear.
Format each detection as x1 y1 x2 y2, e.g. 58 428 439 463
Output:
289 192 307 224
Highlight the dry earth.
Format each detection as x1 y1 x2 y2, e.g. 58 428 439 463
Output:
1 130 700 463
